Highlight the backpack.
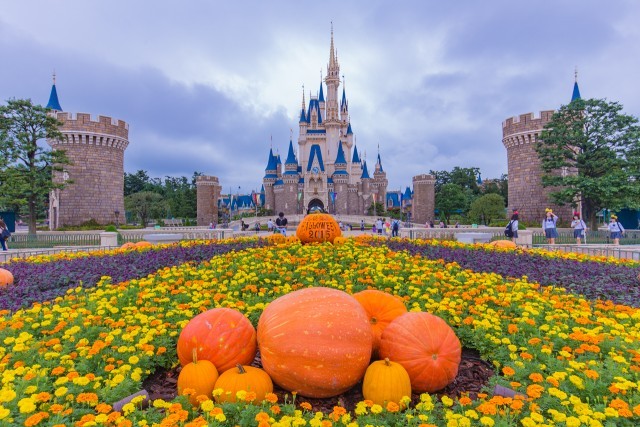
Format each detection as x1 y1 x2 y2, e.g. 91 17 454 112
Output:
1 228 10 240
504 221 514 238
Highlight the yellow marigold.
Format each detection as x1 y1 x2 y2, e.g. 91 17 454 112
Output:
370 404 383 414
479 416 494 426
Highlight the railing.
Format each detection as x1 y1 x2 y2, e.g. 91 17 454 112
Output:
0 246 118 263
535 244 640 261
117 229 229 244
532 229 640 245
6 232 101 249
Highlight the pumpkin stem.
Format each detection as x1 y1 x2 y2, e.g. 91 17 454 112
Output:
192 349 198 364
236 364 246 374
384 358 391 366
370 317 378 325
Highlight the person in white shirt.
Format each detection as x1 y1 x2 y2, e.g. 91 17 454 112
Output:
542 209 559 244
608 214 625 245
570 212 588 244
507 211 519 243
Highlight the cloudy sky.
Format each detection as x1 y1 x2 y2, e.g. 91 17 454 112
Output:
2 1 640 194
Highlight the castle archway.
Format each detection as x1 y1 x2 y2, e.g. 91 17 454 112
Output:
307 199 325 214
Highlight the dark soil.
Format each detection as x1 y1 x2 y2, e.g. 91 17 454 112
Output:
141 348 494 412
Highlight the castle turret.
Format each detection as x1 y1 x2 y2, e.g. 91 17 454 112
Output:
48 96 130 228
332 142 349 214
196 176 222 226
411 174 435 225
263 148 278 211
46 74 62 112
373 150 388 210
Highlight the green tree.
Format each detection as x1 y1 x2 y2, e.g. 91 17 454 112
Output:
468 193 506 225
536 98 640 229
0 98 70 234
481 173 508 205
430 167 481 195
125 191 167 228
435 183 467 224
367 202 385 216
124 170 155 196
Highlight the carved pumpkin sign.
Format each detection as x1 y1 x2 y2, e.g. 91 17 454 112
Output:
296 213 342 244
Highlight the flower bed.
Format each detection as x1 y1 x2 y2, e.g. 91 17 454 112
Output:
0 239 638 426
383 238 640 307
0 239 265 312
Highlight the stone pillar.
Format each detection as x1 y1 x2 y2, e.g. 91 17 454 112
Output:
196 175 221 226
412 174 435 225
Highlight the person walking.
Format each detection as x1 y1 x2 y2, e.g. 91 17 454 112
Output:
608 214 625 245
275 212 288 236
267 218 274 233
376 218 383 235
506 211 519 243
542 208 559 244
360 219 365 231
0 218 9 251
571 212 587 244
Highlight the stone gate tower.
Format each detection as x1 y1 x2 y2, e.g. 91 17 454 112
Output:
502 79 581 223
411 174 435 225
46 79 130 228
196 175 222 226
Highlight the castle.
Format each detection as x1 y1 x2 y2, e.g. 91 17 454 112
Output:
261 29 389 216
502 78 582 222
45 76 130 228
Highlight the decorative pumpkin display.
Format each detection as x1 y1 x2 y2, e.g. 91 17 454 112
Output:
120 242 136 250
489 240 517 249
177 307 257 372
332 236 349 246
135 241 152 248
0 268 14 287
353 289 408 355
177 349 219 406
296 213 342 244
362 358 412 406
214 364 273 404
257 287 372 398
379 312 461 393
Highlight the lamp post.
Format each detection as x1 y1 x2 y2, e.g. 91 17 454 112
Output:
114 210 120 227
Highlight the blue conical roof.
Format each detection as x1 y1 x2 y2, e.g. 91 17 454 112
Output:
571 81 581 102
335 142 347 164
265 148 276 171
319 82 325 102
403 187 412 200
285 140 297 164
307 144 325 172
476 172 482 184
352 145 361 163
299 107 306 122
361 161 370 179
46 84 62 111
341 87 347 109
376 153 383 172
346 122 353 135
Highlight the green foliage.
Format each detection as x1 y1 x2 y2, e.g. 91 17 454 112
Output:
125 191 167 227
430 166 481 195
537 98 640 229
366 202 385 216
481 173 508 205
104 225 117 232
435 183 467 223
468 193 506 226
0 98 71 234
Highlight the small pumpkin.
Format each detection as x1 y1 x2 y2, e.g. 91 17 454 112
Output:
257 287 372 398
120 242 136 250
296 213 342 244
135 241 152 248
214 364 273 404
0 268 14 287
353 290 407 356
379 312 461 393
177 308 257 372
362 358 412 406
489 240 517 249
177 349 219 406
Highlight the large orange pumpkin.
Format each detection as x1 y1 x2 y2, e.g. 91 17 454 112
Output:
362 358 412 406
120 242 136 250
177 350 219 406
0 268 14 287
257 287 372 398
177 308 257 372
489 240 517 249
296 213 342 244
379 312 461 393
353 290 408 356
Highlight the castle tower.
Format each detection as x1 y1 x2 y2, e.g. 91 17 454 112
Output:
502 78 582 222
263 148 278 212
373 150 388 210
411 174 435 225
332 141 349 214
281 140 300 214
46 81 130 228
196 176 222 226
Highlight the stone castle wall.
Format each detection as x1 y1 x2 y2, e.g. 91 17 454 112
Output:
411 174 435 225
196 176 221 226
502 111 573 223
48 112 129 228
